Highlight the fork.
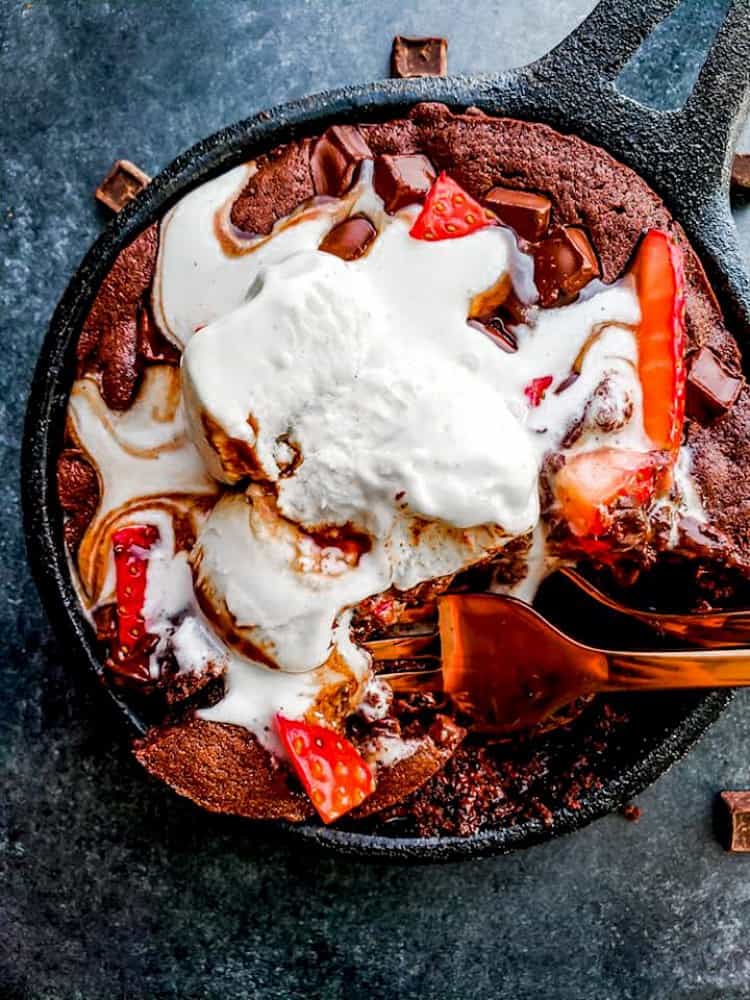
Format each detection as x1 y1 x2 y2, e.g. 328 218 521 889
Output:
364 594 750 734
558 568 750 649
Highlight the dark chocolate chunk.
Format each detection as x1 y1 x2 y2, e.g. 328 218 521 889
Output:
468 317 518 353
373 153 436 213
310 125 372 196
677 515 730 557
731 154 750 193
391 35 448 78
482 186 552 241
95 159 151 212
719 791 750 852
533 226 600 306
686 346 744 421
319 214 377 261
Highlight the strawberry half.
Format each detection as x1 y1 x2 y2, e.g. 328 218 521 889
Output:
553 448 664 542
631 229 686 453
410 172 494 241
524 375 554 407
112 524 159 657
276 716 375 824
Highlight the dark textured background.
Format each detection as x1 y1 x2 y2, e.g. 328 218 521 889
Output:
3 1 750 997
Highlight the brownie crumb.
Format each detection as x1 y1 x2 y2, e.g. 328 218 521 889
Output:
620 802 642 822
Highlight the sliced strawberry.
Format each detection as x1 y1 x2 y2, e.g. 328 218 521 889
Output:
554 448 664 541
409 172 494 241
112 524 159 656
631 229 686 453
524 375 554 407
276 716 375 824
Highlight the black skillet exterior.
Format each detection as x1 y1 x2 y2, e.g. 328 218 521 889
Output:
21 0 750 860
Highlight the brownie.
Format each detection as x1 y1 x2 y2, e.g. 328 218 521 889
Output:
60 103 750 836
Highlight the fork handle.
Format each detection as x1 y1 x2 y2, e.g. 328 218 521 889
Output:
604 647 750 691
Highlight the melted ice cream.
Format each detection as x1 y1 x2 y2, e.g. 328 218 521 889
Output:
67 160 704 752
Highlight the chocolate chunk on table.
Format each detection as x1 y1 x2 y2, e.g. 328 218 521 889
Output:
482 186 552 242
391 35 448 78
731 153 750 193
533 226 600 307
95 159 151 212
719 791 750 852
310 125 372 196
373 154 436 213
686 346 744 421
319 214 377 260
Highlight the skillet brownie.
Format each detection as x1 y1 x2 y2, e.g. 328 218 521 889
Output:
58 103 749 835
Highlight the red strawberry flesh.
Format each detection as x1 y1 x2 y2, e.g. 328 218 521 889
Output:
112 523 159 659
524 375 554 407
631 229 686 453
554 448 664 540
410 172 494 241
276 715 375 823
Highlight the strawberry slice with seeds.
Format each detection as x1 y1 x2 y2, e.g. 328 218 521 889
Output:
554 447 665 541
112 524 159 657
631 229 686 453
524 375 554 407
410 172 494 241
276 716 375 824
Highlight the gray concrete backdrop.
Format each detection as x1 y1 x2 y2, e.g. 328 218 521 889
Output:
3 1 750 998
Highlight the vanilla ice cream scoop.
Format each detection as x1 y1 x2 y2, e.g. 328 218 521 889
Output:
182 219 543 672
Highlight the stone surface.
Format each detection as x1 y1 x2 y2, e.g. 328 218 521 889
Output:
2 0 750 997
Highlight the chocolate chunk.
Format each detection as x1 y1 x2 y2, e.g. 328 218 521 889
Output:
731 154 750 193
373 154 436 213
391 35 448 78
676 516 730 557
719 791 750 852
95 159 151 213
319 214 377 261
533 226 600 306
468 317 518 353
686 346 744 421
310 125 372 196
482 186 552 241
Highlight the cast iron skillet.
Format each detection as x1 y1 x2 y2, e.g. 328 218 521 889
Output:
22 0 750 860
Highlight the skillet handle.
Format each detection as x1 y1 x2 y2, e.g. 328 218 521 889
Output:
538 0 681 83
524 0 750 336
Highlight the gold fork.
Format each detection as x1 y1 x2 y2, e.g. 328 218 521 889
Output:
364 593 750 734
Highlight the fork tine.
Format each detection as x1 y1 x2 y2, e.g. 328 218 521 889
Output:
364 632 439 661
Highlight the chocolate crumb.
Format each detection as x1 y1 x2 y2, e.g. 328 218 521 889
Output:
391 35 448 78
620 802 642 822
